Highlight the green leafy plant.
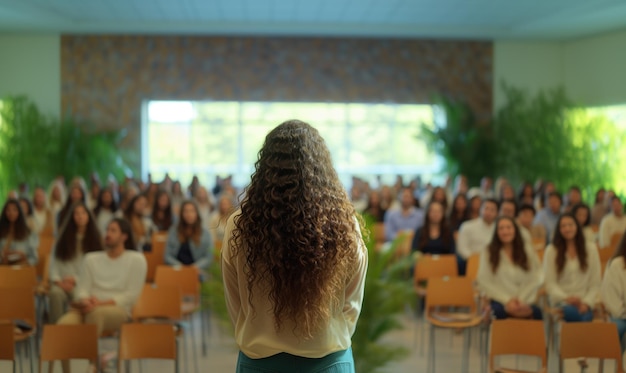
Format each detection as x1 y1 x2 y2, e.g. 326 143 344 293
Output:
352 215 415 373
0 95 131 198
493 83 626 198
420 96 497 186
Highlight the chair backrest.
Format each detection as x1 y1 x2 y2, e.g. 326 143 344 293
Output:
151 232 168 257
40 324 99 362
560 322 623 365
143 252 164 283
118 323 177 363
0 321 14 360
0 266 38 289
0 287 36 326
532 237 546 251
490 319 547 371
154 265 199 299
425 276 476 311
414 254 458 283
36 234 55 279
465 253 480 281
133 285 182 321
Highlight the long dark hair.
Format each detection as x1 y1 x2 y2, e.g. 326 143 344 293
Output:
177 200 202 245
488 216 528 273
418 201 452 249
230 120 365 339
93 187 118 216
0 199 30 240
552 212 588 275
152 190 174 231
429 187 448 212
58 185 87 229
55 202 103 261
571 203 591 227
109 218 137 251
123 194 145 220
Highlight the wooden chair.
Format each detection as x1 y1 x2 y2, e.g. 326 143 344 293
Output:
155 266 201 373
413 254 458 353
133 284 183 321
0 321 15 373
118 323 178 373
532 237 546 252
0 287 37 373
599 247 614 275
35 234 54 282
145 233 168 283
39 324 99 373
559 322 624 373
414 254 458 294
0 266 38 289
465 253 480 282
489 319 547 373
372 222 386 251
425 276 483 373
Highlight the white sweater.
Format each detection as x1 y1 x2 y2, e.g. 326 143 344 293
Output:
457 218 495 260
221 211 368 359
74 251 147 314
543 243 601 307
601 257 626 319
477 244 543 305
598 213 626 248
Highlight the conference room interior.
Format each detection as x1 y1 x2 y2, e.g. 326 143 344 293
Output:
2 0 626 372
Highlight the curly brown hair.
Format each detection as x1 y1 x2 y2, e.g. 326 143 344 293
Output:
229 119 366 340
55 202 103 261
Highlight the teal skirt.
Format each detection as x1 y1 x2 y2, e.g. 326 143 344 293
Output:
236 348 354 373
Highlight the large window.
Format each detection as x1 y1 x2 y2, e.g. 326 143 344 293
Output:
143 101 441 188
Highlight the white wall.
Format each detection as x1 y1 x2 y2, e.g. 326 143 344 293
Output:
563 29 626 106
492 41 564 110
0 34 60 116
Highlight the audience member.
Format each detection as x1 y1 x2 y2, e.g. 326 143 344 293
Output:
599 196 626 249
0 199 39 266
477 216 542 320
384 187 424 241
49 202 103 323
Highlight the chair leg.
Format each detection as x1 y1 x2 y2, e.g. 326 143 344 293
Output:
462 328 470 373
190 316 199 373
28 337 35 373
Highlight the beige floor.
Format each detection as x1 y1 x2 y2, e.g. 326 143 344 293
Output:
3 312 622 373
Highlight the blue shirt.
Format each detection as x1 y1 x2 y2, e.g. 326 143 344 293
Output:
533 208 560 242
384 207 424 241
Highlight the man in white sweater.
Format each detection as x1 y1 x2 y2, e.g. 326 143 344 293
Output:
456 198 498 274
599 197 626 249
58 218 147 336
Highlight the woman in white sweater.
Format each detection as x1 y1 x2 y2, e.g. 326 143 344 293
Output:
477 216 543 320
544 213 601 322
601 233 626 349
49 202 103 323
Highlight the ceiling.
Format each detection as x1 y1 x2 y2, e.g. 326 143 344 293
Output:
1 0 626 40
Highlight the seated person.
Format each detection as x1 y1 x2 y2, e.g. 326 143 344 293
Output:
0 199 38 266
411 201 455 255
544 213 600 322
165 200 213 275
58 218 146 336
49 202 103 323
477 216 543 320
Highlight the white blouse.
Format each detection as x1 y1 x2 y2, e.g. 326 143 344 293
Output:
477 244 543 305
602 257 626 319
543 243 601 307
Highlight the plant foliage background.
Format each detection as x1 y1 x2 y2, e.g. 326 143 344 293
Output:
0 96 132 198
421 83 626 198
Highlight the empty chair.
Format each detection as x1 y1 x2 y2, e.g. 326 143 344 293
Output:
489 319 547 373
118 323 178 373
39 324 99 373
0 287 36 373
0 321 15 373
425 276 483 373
559 322 623 373
0 266 38 289
465 253 480 282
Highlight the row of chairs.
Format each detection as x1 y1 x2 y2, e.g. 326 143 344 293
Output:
0 322 178 373
0 262 204 373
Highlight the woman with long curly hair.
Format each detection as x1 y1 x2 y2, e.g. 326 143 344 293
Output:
544 213 600 323
477 216 543 320
49 202 103 323
602 232 626 350
222 120 367 372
